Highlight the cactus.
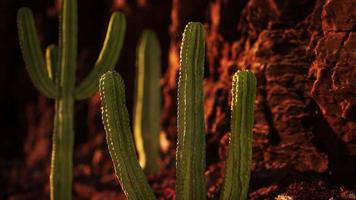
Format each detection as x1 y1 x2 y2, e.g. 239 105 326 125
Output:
99 22 256 200
133 30 161 174
17 0 126 199
220 70 256 200
176 22 206 200
99 71 156 200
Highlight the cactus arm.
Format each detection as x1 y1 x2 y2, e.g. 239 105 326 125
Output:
133 30 161 174
45 44 58 82
99 71 156 200
176 22 206 200
220 70 256 200
74 12 126 100
17 7 58 98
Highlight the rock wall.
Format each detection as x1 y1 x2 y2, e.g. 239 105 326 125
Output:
161 0 356 198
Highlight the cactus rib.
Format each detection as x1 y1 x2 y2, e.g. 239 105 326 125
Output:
17 8 58 98
74 12 126 100
133 30 161 174
176 22 206 200
220 70 256 200
99 71 156 200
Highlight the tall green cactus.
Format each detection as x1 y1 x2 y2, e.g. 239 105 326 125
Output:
17 0 126 199
99 71 156 200
176 22 206 200
133 30 161 174
220 70 256 200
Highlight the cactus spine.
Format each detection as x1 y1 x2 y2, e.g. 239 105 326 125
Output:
220 70 256 200
176 22 206 200
17 0 126 199
133 30 162 174
99 71 156 200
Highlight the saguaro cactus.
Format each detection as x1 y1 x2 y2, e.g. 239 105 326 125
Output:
220 70 257 200
99 71 156 200
176 22 206 200
17 0 126 199
133 30 162 174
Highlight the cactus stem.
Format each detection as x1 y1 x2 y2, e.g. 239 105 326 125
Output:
176 22 206 200
220 70 256 200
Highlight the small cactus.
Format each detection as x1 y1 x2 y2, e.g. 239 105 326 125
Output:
176 22 206 200
133 30 162 174
99 71 156 200
17 0 126 199
220 70 257 200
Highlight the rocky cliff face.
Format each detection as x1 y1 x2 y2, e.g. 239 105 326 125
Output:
160 0 356 198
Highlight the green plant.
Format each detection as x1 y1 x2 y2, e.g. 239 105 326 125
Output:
133 30 162 174
17 0 126 199
220 70 256 200
99 71 156 200
99 22 256 200
176 22 206 200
